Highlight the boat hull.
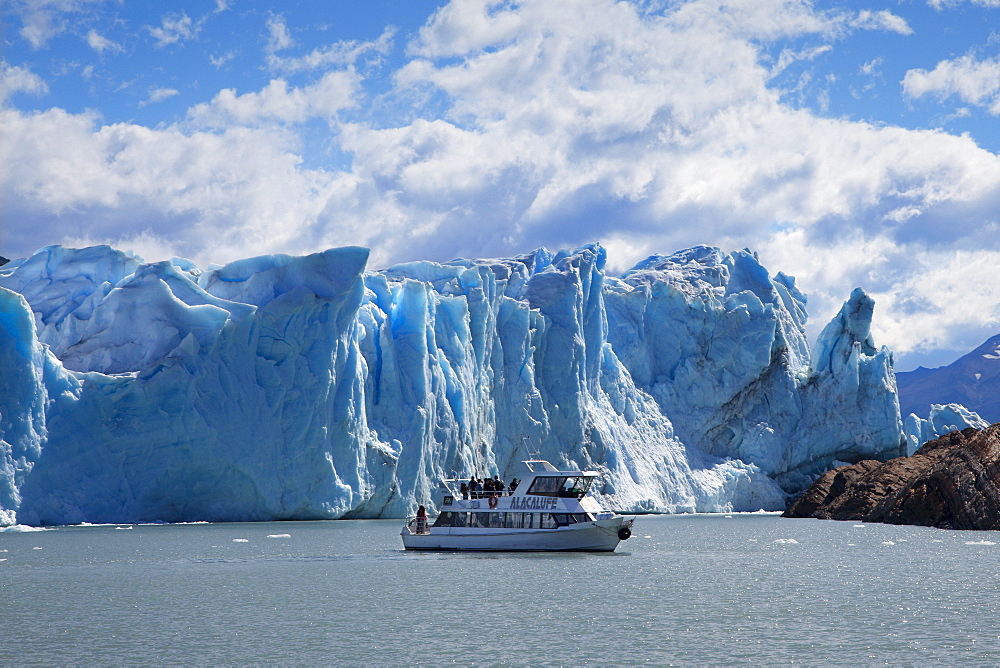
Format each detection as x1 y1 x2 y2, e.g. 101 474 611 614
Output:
401 518 630 552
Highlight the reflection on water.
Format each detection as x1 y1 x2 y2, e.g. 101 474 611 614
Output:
2 515 1000 664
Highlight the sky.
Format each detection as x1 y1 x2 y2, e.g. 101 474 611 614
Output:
2 0 1000 372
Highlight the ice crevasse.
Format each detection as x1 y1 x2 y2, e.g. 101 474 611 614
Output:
0 243 905 525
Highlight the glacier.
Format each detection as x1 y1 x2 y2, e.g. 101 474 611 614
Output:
903 403 990 456
0 243 905 525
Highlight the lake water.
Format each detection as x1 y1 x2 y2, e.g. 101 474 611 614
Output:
3 514 1000 665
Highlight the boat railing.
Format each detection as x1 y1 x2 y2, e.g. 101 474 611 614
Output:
405 517 431 535
461 490 517 499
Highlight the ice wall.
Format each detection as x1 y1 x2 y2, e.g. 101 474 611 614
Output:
605 251 904 492
0 243 904 525
0 288 80 525
3 247 376 524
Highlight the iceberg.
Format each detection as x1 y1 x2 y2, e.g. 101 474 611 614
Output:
0 243 905 525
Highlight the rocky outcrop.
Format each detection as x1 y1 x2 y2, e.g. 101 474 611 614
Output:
783 424 1000 530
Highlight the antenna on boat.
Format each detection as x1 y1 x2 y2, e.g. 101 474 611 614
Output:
521 435 540 460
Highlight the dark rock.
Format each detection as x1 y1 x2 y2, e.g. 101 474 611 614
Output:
783 424 1000 530
0 256 8 267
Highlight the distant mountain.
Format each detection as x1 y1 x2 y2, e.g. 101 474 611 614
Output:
897 334 1000 423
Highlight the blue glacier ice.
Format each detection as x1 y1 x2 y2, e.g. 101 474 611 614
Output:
0 243 906 525
903 403 990 455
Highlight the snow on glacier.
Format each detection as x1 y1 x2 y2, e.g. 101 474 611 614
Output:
0 243 905 525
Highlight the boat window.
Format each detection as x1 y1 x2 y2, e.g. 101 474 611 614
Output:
526 476 595 497
433 512 453 527
489 513 505 529
527 476 565 496
452 512 467 527
558 476 593 498
470 513 489 528
504 513 567 529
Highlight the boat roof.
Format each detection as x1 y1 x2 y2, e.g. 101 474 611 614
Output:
440 459 598 483
521 459 596 476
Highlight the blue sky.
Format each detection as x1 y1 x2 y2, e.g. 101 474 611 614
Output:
2 0 1000 372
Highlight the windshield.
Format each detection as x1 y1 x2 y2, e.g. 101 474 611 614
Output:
527 475 594 498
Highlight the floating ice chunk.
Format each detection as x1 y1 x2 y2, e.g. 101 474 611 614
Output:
882 541 895 546
773 538 798 544
115 526 132 530
853 525 865 528
32 546 42 549
232 538 249 543
0 525 51 533
267 533 291 538
965 540 995 545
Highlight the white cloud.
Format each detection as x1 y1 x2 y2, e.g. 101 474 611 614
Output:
12 0 71 48
903 54 1000 115
146 4 228 48
148 12 198 47
188 71 359 127
871 247 1000 358
139 88 180 107
849 10 913 35
3 0 1000 367
7 0 107 49
268 27 395 74
860 57 883 76
85 28 121 55
266 14 295 54
0 62 50 101
209 52 235 69
0 105 343 265
928 0 1000 8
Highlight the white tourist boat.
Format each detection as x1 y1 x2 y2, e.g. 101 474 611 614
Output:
400 459 635 551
